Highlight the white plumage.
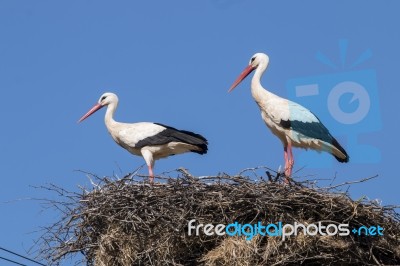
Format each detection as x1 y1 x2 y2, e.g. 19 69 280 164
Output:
229 53 349 181
78 92 208 182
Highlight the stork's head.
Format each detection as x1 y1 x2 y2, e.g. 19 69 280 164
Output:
228 52 269 92
78 92 119 123
248 53 269 69
98 92 118 106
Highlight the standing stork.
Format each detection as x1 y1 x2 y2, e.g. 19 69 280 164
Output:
78 92 208 182
229 53 349 181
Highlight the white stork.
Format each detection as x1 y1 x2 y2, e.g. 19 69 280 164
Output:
78 92 208 182
229 53 349 181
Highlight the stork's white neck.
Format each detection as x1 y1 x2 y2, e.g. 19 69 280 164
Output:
104 102 118 129
251 62 273 102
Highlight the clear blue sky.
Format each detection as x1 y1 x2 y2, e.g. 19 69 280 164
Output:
1 1 399 265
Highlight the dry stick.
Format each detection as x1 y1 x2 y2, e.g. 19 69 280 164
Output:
322 175 379 190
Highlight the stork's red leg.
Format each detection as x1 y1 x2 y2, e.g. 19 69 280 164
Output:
283 146 290 182
288 143 294 175
148 165 154 183
284 146 288 164
284 144 294 183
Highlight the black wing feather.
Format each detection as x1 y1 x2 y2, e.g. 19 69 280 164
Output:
135 123 208 154
279 118 349 163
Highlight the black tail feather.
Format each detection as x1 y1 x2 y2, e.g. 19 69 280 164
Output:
332 137 349 163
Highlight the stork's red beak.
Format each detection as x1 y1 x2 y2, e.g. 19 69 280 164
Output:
228 65 256 92
78 103 104 123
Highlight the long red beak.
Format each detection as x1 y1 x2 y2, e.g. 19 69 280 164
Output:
228 65 256 92
78 103 104 123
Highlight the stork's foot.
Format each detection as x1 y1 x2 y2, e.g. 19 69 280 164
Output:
283 159 294 184
284 168 290 178
283 175 291 185
284 168 291 182
283 167 292 185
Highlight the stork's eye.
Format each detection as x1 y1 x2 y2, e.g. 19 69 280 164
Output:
101 96 107 101
251 57 256 63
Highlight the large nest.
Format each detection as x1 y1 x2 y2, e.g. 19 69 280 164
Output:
37 168 400 265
